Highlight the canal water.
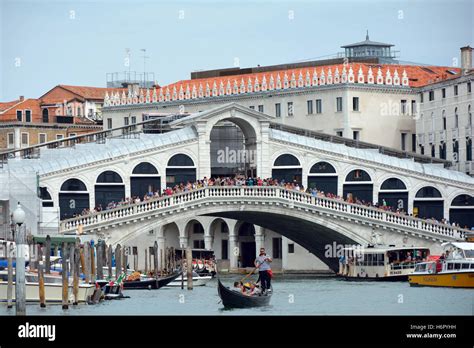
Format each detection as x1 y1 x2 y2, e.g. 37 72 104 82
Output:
1 275 472 315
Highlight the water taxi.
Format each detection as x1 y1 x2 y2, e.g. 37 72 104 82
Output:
339 245 430 281
409 242 474 288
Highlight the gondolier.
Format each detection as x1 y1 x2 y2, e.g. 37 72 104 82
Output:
255 248 272 293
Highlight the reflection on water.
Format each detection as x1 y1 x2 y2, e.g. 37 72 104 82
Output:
1 275 472 316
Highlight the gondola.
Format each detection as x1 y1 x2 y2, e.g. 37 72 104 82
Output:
217 278 272 309
123 271 181 290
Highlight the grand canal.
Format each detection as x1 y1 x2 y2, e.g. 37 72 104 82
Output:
1 275 472 316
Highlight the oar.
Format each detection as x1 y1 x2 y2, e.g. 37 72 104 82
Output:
239 267 257 283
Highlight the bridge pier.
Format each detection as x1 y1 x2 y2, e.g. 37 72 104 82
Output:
229 234 238 270
255 226 265 256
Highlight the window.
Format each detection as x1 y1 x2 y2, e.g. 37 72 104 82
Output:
316 99 322 114
412 134 416 152
107 118 112 129
258 105 264 113
69 133 76 137
272 237 282 259
16 110 22 122
442 88 446 98
401 100 407 115
287 102 294 116
429 91 434 101
453 140 459 162
288 243 295 254
193 240 205 249
221 240 228 260
131 116 136 124
7 133 14 148
56 134 64 140
442 111 447 130
431 145 435 158
468 82 472 93
38 133 47 144
454 108 459 128
42 109 49 123
307 100 313 114
352 97 359 111
353 131 360 140
439 143 446 159
411 100 417 115
336 131 343 137
249 105 255 110
420 93 424 103
21 132 29 147
336 97 343 112
124 117 129 126
193 224 204 234
420 145 424 155
25 110 31 122
77 107 81 116
275 103 281 117
454 85 458 96
401 133 407 151
467 138 472 161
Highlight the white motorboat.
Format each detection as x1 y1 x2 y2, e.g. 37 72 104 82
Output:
0 271 95 304
167 271 212 287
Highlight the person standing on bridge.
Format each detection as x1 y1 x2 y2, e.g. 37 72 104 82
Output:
255 248 272 294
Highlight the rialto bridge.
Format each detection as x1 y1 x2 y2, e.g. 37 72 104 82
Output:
1 103 473 272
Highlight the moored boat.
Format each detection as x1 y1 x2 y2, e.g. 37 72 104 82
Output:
339 245 430 281
167 271 212 287
409 241 474 288
217 278 272 309
122 271 181 290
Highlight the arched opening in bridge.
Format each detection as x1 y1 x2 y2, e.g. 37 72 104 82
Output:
449 194 474 229
210 118 257 178
166 154 196 187
272 154 302 185
413 186 443 220
131 162 161 198
378 178 408 212
185 220 205 249
39 187 54 207
95 171 125 209
238 222 256 268
307 161 337 194
343 169 373 203
209 218 229 262
59 178 89 220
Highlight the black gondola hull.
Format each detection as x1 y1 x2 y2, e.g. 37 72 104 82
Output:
217 279 271 308
123 272 181 290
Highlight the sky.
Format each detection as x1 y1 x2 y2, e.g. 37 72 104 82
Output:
0 0 473 101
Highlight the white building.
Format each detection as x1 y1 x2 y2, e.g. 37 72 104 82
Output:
416 46 473 175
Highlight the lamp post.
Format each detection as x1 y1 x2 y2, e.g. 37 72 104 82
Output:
12 202 26 316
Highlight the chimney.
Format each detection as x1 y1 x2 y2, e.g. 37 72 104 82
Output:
19 96 24 101
460 46 473 74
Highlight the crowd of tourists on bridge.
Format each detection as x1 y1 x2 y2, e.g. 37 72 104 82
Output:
75 175 469 229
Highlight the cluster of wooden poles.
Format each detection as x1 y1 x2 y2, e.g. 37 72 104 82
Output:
5 236 194 310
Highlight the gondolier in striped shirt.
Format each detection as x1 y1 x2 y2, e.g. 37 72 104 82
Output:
255 248 272 294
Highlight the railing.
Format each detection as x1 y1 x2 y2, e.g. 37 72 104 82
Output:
390 261 417 270
59 186 468 240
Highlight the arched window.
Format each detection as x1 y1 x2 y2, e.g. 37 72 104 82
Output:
380 178 407 190
42 109 49 123
431 112 435 132
454 107 459 128
97 171 123 183
131 162 161 198
39 187 53 207
442 110 446 130
345 169 371 182
273 154 300 166
415 186 442 198
60 179 87 191
59 178 89 220
450 194 474 229
168 154 194 167
132 162 159 175
309 161 336 174
468 105 472 126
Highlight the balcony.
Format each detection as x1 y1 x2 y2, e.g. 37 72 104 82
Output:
55 115 75 124
452 127 459 139
438 130 446 142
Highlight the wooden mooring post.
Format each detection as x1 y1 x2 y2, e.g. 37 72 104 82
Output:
61 242 69 310
122 246 127 276
37 244 46 308
186 246 193 290
7 242 14 309
107 244 113 280
153 241 158 278
96 241 103 280
44 235 51 274
90 241 96 283
145 248 148 275
73 238 80 305
115 244 121 280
